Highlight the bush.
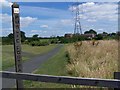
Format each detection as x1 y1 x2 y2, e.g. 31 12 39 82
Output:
2 37 13 45
59 36 87 44
95 34 103 40
30 41 49 46
50 39 58 44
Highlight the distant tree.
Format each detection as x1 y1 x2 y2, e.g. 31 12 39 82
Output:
32 34 39 41
8 33 13 39
84 31 89 34
2 31 26 45
84 29 97 34
56 36 61 41
103 32 108 34
2 37 13 45
33 34 39 38
7 31 26 42
21 31 26 42
111 33 116 36
96 34 103 40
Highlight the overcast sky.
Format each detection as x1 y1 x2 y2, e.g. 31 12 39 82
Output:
0 0 119 37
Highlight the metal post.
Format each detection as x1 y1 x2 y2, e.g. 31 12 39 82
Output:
114 72 120 90
12 2 23 89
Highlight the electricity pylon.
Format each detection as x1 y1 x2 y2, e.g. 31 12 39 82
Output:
72 3 82 35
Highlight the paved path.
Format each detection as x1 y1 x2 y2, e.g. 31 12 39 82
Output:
2 45 63 88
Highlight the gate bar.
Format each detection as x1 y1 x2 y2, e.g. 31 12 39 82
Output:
1 71 120 88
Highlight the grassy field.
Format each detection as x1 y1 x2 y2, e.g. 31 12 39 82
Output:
24 46 73 88
2 44 57 70
66 40 118 79
2 40 118 88
23 41 116 89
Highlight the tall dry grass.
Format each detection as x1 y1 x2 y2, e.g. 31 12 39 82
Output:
66 40 118 79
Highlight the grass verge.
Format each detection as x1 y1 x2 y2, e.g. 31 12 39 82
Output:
66 40 118 79
24 46 72 88
2 44 57 70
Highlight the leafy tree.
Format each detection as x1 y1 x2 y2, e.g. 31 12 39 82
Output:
33 34 39 38
8 33 13 39
7 31 26 43
84 29 97 34
2 37 13 45
96 34 103 40
4 33 14 45
111 33 116 36
21 31 26 42
103 32 108 34
32 34 39 41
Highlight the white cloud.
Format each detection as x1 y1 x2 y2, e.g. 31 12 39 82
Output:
87 19 96 22
1 13 38 36
0 13 11 23
83 2 95 6
28 29 59 37
0 0 13 7
31 30 39 33
69 2 118 21
61 19 72 24
20 17 38 27
1 28 12 36
40 25 49 28
5 0 120 2
97 28 104 33
1 13 38 28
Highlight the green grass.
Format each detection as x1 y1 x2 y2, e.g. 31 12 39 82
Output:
24 43 115 89
2 44 57 70
34 46 68 76
22 44 57 55
24 46 72 88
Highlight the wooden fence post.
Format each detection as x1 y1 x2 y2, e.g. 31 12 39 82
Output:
12 2 23 89
114 72 120 90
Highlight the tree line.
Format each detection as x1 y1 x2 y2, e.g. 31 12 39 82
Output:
1 29 119 46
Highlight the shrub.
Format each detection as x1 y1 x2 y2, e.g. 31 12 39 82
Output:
95 34 103 40
2 37 13 45
30 41 49 46
50 39 58 44
65 51 71 63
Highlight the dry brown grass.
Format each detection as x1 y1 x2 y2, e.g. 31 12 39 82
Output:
66 40 118 79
